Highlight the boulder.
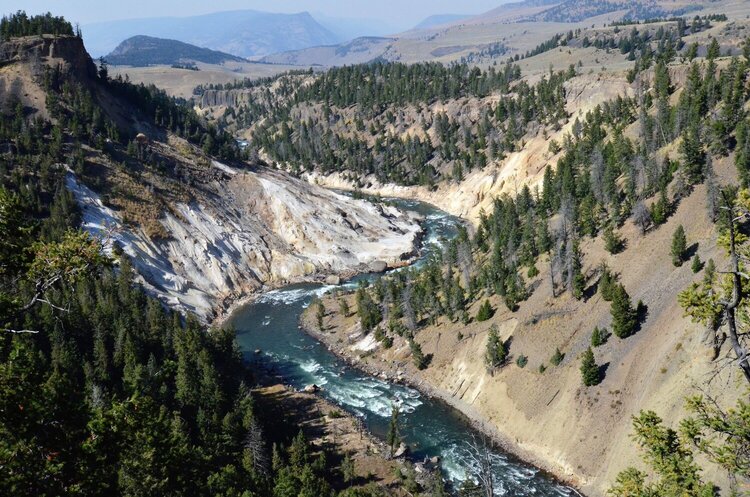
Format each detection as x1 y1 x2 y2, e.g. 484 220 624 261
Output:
325 275 341 285
369 260 388 273
303 384 320 393
393 442 409 458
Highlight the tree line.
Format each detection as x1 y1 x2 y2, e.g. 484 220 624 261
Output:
0 11 75 40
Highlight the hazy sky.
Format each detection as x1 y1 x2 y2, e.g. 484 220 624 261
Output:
4 1 506 29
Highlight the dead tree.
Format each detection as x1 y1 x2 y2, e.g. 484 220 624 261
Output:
466 433 495 497
245 418 270 478
458 241 473 293
720 194 750 384
402 277 417 332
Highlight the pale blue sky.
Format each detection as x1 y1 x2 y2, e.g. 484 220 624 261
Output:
2 1 507 30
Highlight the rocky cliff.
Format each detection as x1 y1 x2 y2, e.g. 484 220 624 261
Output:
1 34 422 323
68 157 421 321
0 35 97 119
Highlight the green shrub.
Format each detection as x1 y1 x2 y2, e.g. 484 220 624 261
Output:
550 347 565 366
591 326 609 347
527 265 540 278
476 299 494 322
580 347 602 386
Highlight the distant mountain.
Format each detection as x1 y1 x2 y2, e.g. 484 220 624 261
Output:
82 10 340 58
312 13 401 40
260 36 395 67
414 14 472 30
105 36 245 66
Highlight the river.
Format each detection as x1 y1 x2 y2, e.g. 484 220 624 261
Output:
227 197 577 496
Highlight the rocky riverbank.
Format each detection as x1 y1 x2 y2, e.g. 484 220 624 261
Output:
298 169 743 497
299 299 587 495
253 382 429 496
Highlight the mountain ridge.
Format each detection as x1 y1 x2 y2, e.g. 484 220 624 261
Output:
105 35 246 66
82 9 340 58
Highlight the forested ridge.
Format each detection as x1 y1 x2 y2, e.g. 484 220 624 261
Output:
213 14 738 190
240 61 571 186
0 12 414 497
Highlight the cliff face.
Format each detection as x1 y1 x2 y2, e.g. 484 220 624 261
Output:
68 157 421 321
1 34 422 323
199 89 254 109
0 35 96 75
0 35 97 118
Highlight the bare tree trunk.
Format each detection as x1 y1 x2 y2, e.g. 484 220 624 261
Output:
459 241 473 292
549 251 557 298
723 199 750 384
402 278 416 332
467 434 494 497
245 418 270 478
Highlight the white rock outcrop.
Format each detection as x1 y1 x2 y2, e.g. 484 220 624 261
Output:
67 165 420 321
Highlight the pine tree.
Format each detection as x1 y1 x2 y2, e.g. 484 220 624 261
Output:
680 125 705 183
476 299 494 322
599 263 617 302
409 338 428 370
580 347 601 386
387 405 401 456
338 297 350 317
706 38 721 60
650 189 669 226
356 287 382 333
315 300 325 330
570 239 586 300
671 225 687 267
611 284 637 339
609 411 719 497
340 453 355 483
485 324 507 369
691 254 702 273
603 225 625 254
591 326 609 347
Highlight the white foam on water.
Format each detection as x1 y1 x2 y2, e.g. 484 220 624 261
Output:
321 376 406 418
326 387 368 409
261 316 271 326
439 443 471 483
258 285 338 306
300 359 322 373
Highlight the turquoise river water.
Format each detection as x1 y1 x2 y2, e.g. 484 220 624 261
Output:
227 198 578 496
